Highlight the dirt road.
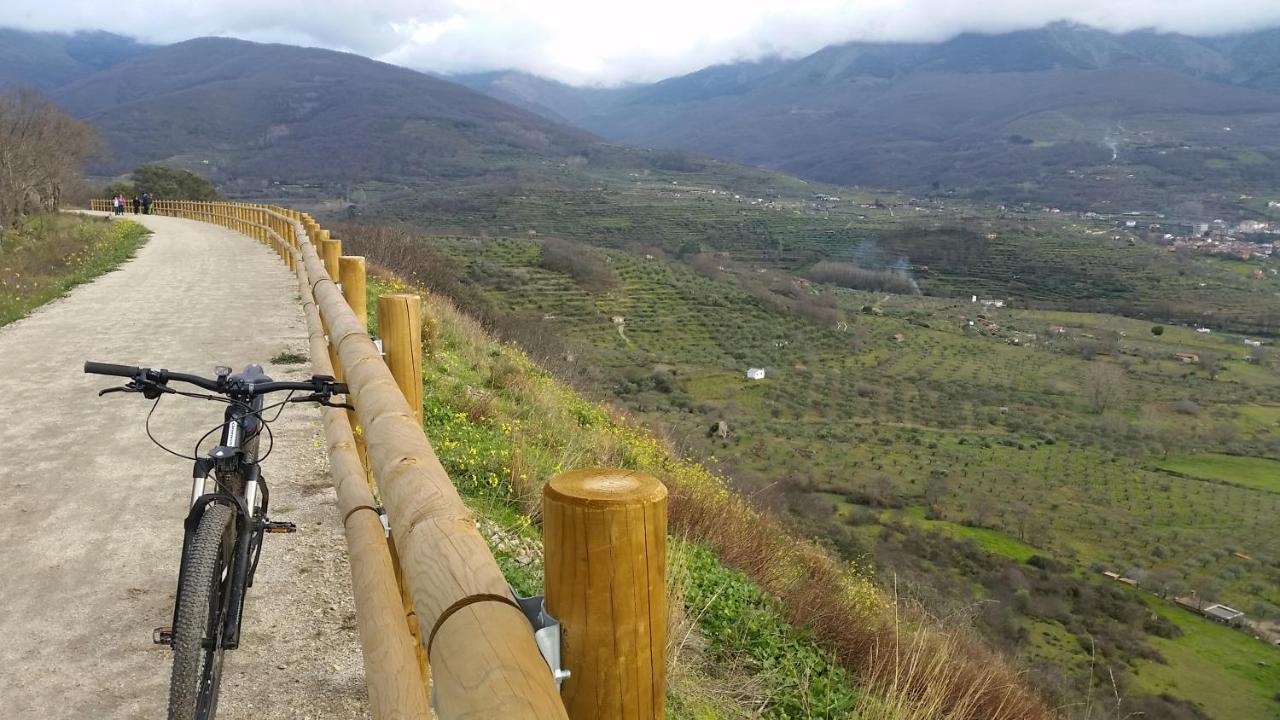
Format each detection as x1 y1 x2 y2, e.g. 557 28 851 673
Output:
0 214 368 718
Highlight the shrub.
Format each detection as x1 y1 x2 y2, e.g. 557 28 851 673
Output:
805 261 919 295
538 237 618 292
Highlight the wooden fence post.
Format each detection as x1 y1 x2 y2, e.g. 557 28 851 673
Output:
339 255 370 474
322 237 342 282
544 468 668 720
376 292 430 681
340 257 368 330
377 294 423 424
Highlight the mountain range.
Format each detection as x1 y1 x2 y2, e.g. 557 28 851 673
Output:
1 31 618 191
3 24 1280 211
457 22 1280 209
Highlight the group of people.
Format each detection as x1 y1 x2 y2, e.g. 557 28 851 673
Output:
111 192 153 215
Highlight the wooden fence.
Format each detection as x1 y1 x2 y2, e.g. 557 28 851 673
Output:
89 199 667 720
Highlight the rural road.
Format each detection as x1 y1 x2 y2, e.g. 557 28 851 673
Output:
0 214 368 718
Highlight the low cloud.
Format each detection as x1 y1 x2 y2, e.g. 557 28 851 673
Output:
7 0 1280 85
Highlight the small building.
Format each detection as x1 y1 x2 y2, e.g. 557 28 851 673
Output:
1048 325 1067 335
746 368 766 380
1203 604 1245 626
1174 352 1200 364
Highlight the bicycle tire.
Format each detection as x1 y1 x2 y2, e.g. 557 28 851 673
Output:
167 503 234 720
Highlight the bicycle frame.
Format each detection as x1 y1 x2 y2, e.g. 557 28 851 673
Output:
172 398 268 651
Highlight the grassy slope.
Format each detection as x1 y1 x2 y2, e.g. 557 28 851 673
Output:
0 214 148 326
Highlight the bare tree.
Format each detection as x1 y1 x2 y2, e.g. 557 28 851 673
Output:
1198 351 1223 380
0 88 99 228
1084 362 1125 414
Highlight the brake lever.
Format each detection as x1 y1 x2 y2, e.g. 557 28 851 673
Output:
98 380 172 399
289 392 354 411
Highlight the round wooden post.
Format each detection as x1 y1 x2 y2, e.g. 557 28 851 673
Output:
377 294 423 425
544 469 667 720
338 255 370 475
322 238 341 280
340 256 368 330
375 292 429 680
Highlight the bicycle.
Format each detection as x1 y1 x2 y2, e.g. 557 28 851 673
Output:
84 360 352 720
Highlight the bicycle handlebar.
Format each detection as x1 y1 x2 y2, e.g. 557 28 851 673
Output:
83 361 141 378
84 361 348 397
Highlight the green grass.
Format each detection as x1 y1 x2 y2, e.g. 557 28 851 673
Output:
269 350 308 365
907 513 1041 563
675 542 859 718
1236 405 1280 435
0 214 148 326
1159 453 1280 494
1131 594 1280 720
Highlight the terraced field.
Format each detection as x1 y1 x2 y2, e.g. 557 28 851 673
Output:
372 171 1280 333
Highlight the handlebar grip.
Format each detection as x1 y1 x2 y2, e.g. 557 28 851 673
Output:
84 361 141 377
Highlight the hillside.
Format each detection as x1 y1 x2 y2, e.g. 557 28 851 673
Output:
459 23 1280 212
46 36 611 185
0 29 150 90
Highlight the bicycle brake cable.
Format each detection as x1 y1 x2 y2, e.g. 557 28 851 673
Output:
146 396 202 461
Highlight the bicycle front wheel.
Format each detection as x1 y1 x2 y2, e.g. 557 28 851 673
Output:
168 503 234 720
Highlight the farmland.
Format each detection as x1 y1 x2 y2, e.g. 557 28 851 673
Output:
340 179 1280 718
361 166 1280 334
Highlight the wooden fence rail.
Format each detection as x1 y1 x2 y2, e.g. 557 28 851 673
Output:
88 197 667 720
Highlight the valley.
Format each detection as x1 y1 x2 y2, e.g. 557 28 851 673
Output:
339 173 1280 718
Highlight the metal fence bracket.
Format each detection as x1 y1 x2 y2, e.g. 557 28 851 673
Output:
511 586 571 688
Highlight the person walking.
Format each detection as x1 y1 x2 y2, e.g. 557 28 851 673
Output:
131 195 141 214
111 195 121 215
141 192 152 215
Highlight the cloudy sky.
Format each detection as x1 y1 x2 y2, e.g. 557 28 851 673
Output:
8 0 1280 85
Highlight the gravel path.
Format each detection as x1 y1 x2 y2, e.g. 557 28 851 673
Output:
0 214 368 719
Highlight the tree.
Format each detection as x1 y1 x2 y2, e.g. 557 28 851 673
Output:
106 164 220 201
1150 325 1165 336
0 88 99 227
1198 351 1223 380
1085 363 1125 414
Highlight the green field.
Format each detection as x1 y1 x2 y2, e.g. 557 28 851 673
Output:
1160 453 1280 493
1133 594 1280 720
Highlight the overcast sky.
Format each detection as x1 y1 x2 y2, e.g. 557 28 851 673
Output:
8 1 1280 85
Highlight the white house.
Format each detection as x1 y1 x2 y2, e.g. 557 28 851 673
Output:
746 368 766 380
